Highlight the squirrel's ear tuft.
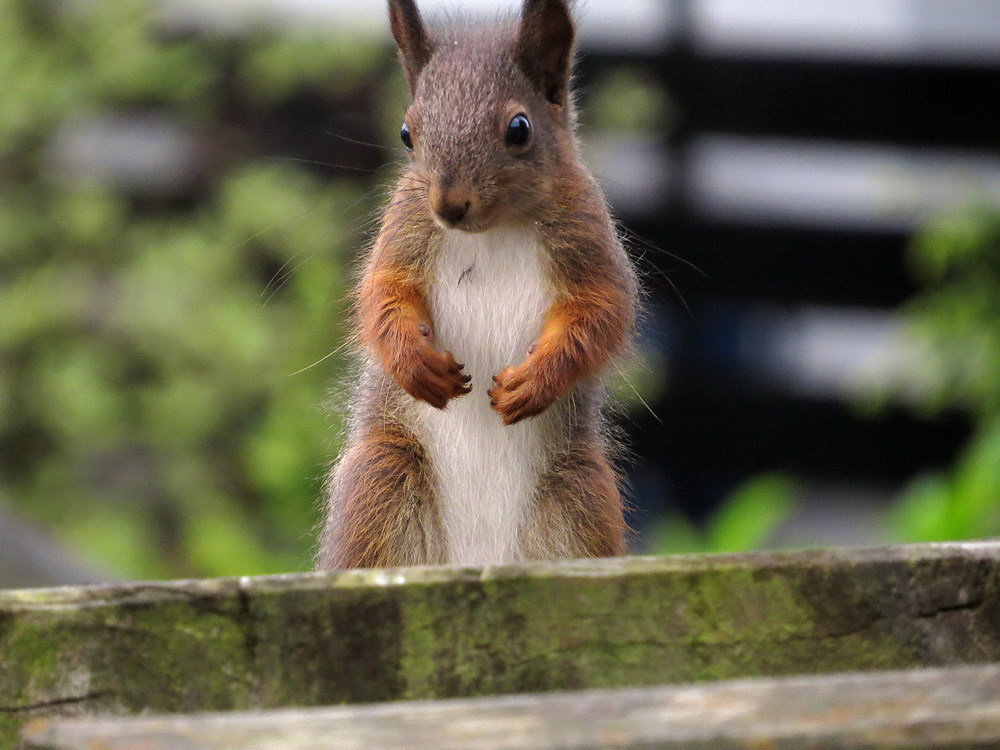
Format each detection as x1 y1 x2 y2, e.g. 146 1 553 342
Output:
516 0 575 106
389 0 433 95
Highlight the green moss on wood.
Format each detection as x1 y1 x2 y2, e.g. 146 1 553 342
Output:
0 581 252 747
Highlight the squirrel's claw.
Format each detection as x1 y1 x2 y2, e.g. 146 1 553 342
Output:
488 365 556 425
396 345 469 408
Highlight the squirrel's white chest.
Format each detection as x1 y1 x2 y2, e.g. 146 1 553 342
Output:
414 224 555 565
430 224 551 377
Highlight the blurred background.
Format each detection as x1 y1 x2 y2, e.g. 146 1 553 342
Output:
2 0 1000 588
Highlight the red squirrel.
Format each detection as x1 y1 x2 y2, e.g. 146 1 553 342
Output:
318 0 639 569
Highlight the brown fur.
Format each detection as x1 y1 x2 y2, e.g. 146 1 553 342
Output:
521 444 627 558
317 0 638 570
320 418 446 568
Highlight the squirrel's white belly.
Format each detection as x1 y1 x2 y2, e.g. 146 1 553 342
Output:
413 223 555 565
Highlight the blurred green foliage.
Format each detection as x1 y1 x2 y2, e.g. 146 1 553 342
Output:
0 0 385 578
887 206 1000 541
659 205 1000 555
649 473 797 555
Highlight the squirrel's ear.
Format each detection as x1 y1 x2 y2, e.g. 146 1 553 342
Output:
388 0 433 95
516 0 575 106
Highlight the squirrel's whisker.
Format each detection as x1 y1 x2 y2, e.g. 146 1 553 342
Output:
264 155 380 174
325 131 399 152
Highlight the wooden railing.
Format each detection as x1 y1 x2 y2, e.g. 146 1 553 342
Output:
5 541 1000 747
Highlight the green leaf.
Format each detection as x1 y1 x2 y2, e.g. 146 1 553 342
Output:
707 473 797 553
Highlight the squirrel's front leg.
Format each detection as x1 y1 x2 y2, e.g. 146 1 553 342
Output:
489 284 632 425
360 263 470 409
488 195 636 426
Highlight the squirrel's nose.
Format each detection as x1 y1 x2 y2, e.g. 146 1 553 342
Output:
429 182 474 227
437 200 470 225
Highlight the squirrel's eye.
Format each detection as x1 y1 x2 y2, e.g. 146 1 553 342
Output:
400 122 413 151
505 114 531 148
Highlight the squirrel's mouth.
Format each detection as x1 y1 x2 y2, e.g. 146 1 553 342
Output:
446 218 494 234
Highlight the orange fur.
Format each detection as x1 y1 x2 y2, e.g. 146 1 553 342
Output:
357 199 470 410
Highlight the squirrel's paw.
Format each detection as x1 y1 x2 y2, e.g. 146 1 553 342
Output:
397 345 470 409
488 365 556 425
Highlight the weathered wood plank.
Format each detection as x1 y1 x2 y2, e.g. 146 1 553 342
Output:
22 664 1000 749
3 542 1000 748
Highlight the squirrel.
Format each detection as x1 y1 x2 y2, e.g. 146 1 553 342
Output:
317 0 639 569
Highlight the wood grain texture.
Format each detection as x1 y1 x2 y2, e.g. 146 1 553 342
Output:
22 664 1000 749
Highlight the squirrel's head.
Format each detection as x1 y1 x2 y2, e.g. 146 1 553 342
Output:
388 0 577 233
